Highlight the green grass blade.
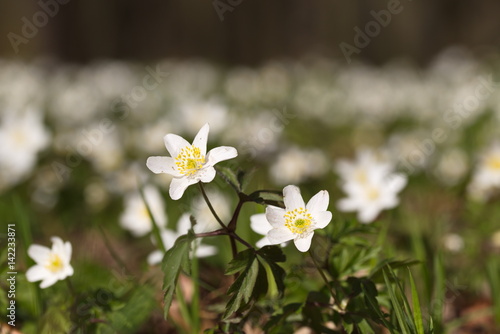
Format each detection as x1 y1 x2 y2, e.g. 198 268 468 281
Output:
408 269 425 334
383 269 410 334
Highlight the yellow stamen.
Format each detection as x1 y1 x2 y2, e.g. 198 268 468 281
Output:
175 146 206 176
45 254 64 273
284 207 313 235
487 155 500 170
366 187 380 201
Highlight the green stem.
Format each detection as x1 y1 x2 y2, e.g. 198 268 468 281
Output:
176 285 192 332
308 249 340 309
198 182 227 230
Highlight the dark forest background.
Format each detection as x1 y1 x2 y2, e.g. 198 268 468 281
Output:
1 0 500 65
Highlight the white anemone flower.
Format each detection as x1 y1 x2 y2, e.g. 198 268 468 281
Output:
337 172 407 223
147 213 217 265
265 185 332 252
146 123 238 200
468 141 500 200
26 237 74 289
119 185 167 237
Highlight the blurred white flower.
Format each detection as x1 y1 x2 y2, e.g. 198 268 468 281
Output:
177 99 229 137
119 185 167 237
265 185 332 252
146 123 238 200
0 109 50 191
192 190 231 233
468 141 500 201
270 146 328 185
442 233 464 252
433 148 468 186
26 237 74 289
148 213 217 265
336 148 407 223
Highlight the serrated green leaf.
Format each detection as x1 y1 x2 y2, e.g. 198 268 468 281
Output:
225 249 255 275
238 168 255 192
223 256 259 319
161 233 193 319
258 245 286 263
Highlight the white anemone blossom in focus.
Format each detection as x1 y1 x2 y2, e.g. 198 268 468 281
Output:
146 123 238 200
0 109 50 191
26 237 74 289
336 148 407 223
119 185 167 237
265 185 332 252
147 213 217 265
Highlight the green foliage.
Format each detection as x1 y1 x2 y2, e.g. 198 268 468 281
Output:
161 232 194 319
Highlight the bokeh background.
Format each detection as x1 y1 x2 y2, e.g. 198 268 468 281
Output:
2 0 500 64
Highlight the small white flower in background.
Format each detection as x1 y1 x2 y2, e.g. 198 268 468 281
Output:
148 213 217 265
26 237 73 289
468 141 500 201
336 148 407 223
119 185 167 237
0 109 50 191
192 190 231 233
265 185 332 252
433 148 468 187
442 233 464 252
335 148 392 185
177 99 229 137
270 146 328 185
146 123 238 200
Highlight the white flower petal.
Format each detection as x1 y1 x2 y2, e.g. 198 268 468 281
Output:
306 190 330 212
358 206 380 223
26 265 49 282
206 146 238 166
27 245 50 264
192 123 209 156
176 213 192 235
283 185 305 210
267 227 295 244
387 173 407 193
337 198 358 212
164 133 190 158
265 206 286 228
147 250 164 265
195 244 217 258
39 276 59 289
293 233 314 252
169 177 198 200
256 237 272 248
146 156 182 176
312 211 332 229
198 166 216 183
250 213 272 235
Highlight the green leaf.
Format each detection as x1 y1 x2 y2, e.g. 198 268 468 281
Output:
263 303 302 331
238 168 255 192
225 249 255 275
161 233 193 319
408 269 425 334
248 190 285 208
216 166 241 192
223 253 259 319
258 246 286 297
383 269 411 334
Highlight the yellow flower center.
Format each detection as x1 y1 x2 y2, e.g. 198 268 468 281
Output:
284 207 313 235
45 254 64 273
355 169 368 184
487 155 500 171
175 146 206 176
366 187 380 201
